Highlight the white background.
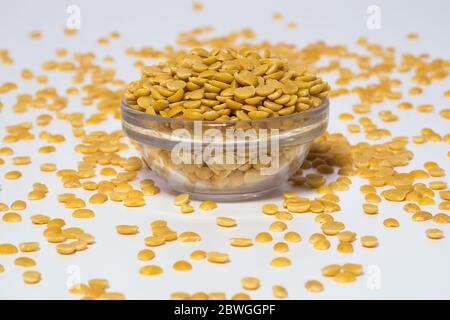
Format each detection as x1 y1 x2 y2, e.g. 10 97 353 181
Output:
0 0 449 299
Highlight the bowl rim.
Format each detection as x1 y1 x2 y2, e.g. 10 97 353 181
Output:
121 97 329 126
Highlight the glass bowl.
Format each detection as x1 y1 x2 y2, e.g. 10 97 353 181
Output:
121 99 329 201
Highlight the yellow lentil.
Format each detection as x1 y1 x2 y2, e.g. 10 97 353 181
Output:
269 221 287 232
426 228 444 240
30 214 50 225
180 204 194 213
139 265 163 276
174 194 190 206
216 216 236 228
5 170 22 180
255 232 273 243
207 251 229 263
272 285 287 299
262 203 278 215
14 257 36 267
309 233 326 244
171 292 191 300
404 203 421 213
89 193 108 204
40 163 57 172
173 260 193 271
0 203 9 211
230 238 253 247
19 242 39 252
338 231 356 243
231 293 251 300
361 235 378 248
305 280 324 293
56 243 76 255
2 212 22 223
72 209 95 219
137 249 155 261
116 225 139 235
178 232 201 242
241 277 260 290
321 264 341 277
65 198 86 209
342 263 363 276
190 292 209 300
337 242 354 254
270 257 292 267
12 156 31 165
190 250 206 260
144 235 166 247
321 221 345 235
23 271 41 284
433 213 450 224
284 231 302 243
412 211 433 222
11 200 26 210
0 243 18 255
363 203 378 214
334 271 356 283
209 292 226 300
199 200 217 211
383 218 400 228
275 211 293 220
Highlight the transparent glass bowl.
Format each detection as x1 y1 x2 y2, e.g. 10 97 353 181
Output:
121 99 329 201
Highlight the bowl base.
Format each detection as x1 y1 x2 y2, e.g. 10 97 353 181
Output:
185 185 282 202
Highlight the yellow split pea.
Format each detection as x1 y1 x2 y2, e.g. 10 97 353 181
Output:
0 243 18 255
199 200 217 211
173 260 193 271
116 225 139 235
207 251 229 264
230 238 253 247
305 280 324 293
241 277 260 290
255 232 273 243
426 228 443 240
272 285 287 299
190 250 206 260
3 212 22 223
19 242 39 252
139 265 163 276
137 249 155 261
216 217 236 227
14 257 36 267
270 257 292 267
361 235 378 248
178 232 201 242
23 271 41 284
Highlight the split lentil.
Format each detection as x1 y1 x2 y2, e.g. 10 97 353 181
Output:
23 271 41 284
116 225 139 235
361 236 378 248
14 257 36 267
426 228 444 240
173 260 193 271
207 251 229 263
241 277 260 290
270 257 292 267
305 280 324 293
137 249 155 261
139 265 163 276
272 285 287 299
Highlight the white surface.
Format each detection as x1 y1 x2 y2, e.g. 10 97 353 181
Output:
0 0 449 299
